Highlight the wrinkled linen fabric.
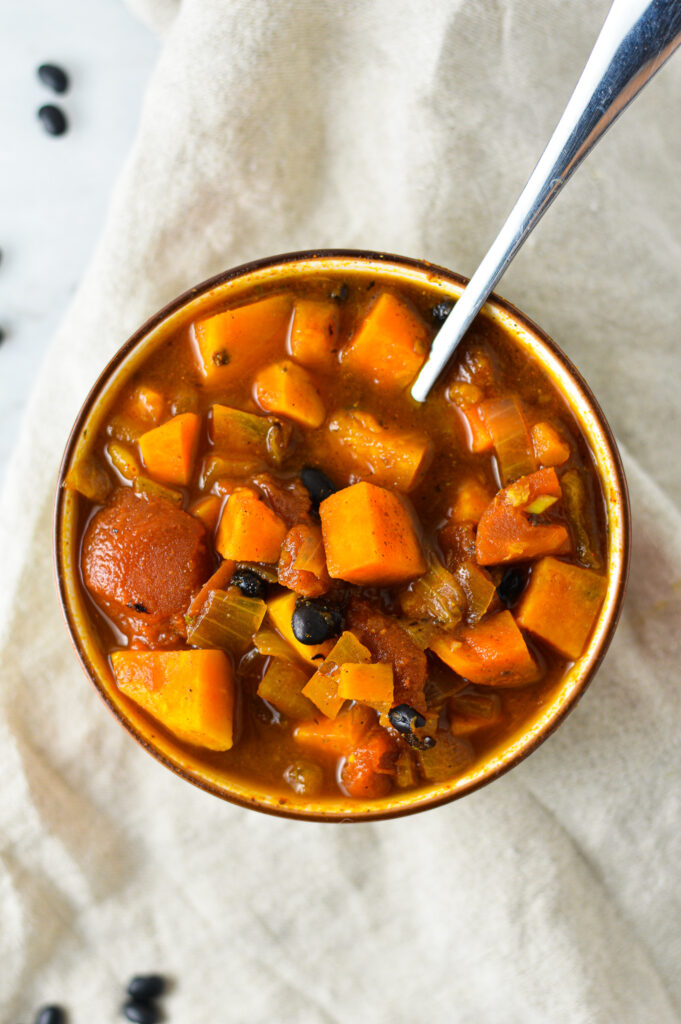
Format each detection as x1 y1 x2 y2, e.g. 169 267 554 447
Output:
2 1 680 1020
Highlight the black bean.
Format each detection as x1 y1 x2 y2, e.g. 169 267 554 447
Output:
127 975 166 1001
431 300 455 325
300 466 337 511
497 567 526 608
37 63 69 94
34 1007 65 1024
292 599 343 645
122 1001 161 1024
230 568 266 599
330 283 349 302
388 704 426 734
37 105 67 136
404 732 437 751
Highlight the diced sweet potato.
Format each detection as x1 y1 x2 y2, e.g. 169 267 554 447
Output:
111 649 234 750
345 597 427 712
430 611 539 686
337 662 394 708
288 299 340 371
189 494 223 534
301 631 372 718
342 292 428 389
341 728 398 798
278 524 331 598
476 468 570 565
531 421 571 467
326 410 432 492
267 591 334 665
449 477 494 524
515 556 607 659
293 704 374 757
125 384 165 425
257 659 316 720
192 295 292 387
320 482 426 586
138 412 201 487
253 360 325 428
215 486 287 562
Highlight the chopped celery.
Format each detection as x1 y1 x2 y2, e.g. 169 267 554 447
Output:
106 413 145 443
399 556 465 628
106 441 141 481
417 733 472 782
400 619 440 651
187 586 267 654
200 454 262 490
449 691 501 736
133 474 183 506
211 404 270 452
237 561 279 584
253 628 297 659
480 396 536 484
394 748 419 788
454 561 497 624
561 469 603 569
257 660 316 720
265 419 295 465
64 453 112 503
301 630 372 719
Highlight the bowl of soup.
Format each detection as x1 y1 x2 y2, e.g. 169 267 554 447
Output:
54 250 630 820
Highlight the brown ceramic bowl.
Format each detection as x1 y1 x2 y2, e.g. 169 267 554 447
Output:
54 250 630 821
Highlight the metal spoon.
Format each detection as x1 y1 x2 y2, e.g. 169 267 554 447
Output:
411 0 681 403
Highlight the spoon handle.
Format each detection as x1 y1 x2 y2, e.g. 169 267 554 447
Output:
411 0 681 403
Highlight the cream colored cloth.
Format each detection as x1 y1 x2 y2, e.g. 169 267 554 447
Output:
2 1 680 1020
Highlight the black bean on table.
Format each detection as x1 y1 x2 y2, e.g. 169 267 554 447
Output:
497 566 527 608
292 598 343 645
37 63 69 94
122 1000 161 1024
37 105 68 136
127 974 166 1001
231 568 266 599
300 466 337 510
34 1007 65 1024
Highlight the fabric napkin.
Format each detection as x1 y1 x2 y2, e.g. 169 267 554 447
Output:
2 1 680 1020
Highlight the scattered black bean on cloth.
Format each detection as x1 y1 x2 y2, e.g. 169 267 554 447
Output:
37 104 68 136
122 1001 161 1024
37 63 69 94
126 975 166 1002
34 1006 65 1024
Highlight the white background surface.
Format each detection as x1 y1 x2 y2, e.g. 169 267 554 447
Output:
0 0 158 486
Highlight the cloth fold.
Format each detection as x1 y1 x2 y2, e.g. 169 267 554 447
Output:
2 1 680 1020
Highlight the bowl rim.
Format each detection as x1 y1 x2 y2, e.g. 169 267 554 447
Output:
53 248 631 822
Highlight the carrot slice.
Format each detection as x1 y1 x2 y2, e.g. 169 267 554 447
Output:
326 409 432 492
430 611 539 686
531 421 571 467
192 295 292 387
456 405 494 453
111 649 235 750
342 292 428 389
288 299 340 370
476 468 570 565
253 360 325 428
138 412 201 487
320 482 426 586
215 486 287 562
515 556 607 659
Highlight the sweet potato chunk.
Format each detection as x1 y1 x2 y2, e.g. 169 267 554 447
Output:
192 295 292 387
430 611 539 686
449 477 494 524
326 409 432 492
293 704 374 757
320 482 426 586
82 488 212 645
531 421 571 467
476 468 570 565
515 556 607 659
288 299 340 370
253 360 325 428
346 597 427 711
301 631 372 719
138 412 201 487
337 662 394 708
215 487 287 563
342 292 428 389
111 649 234 750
